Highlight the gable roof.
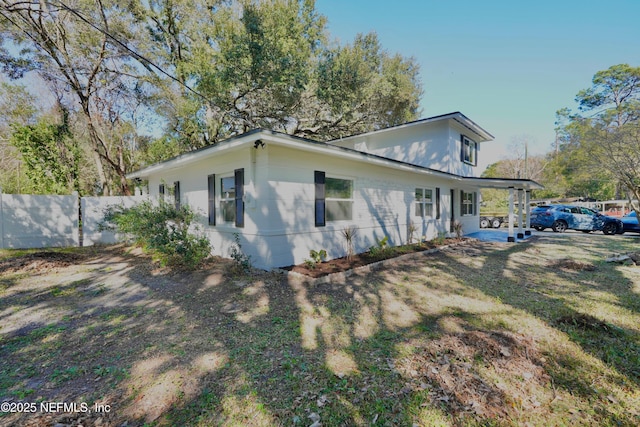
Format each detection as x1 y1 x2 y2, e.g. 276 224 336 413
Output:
127 113 541 190
330 112 494 144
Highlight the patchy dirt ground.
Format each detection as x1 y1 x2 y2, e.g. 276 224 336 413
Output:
395 330 550 420
1 234 639 426
0 251 90 275
550 258 597 271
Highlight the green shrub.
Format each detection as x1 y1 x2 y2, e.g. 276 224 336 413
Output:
100 200 211 268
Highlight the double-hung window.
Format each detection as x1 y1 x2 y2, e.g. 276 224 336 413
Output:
214 169 244 227
315 171 353 225
326 177 353 221
461 135 478 166
461 190 476 216
414 188 434 218
220 176 236 223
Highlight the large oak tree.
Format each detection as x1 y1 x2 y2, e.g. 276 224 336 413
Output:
1 0 423 194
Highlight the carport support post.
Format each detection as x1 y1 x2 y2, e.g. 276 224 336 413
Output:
508 187 515 242
524 190 532 236
517 189 524 239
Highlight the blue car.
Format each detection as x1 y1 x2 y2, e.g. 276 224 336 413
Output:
530 204 622 235
620 211 640 234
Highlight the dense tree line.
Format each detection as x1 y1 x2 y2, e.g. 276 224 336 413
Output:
482 64 640 212
0 0 422 195
552 64 640 206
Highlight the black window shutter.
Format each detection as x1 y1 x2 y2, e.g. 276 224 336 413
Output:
208 174 216 226
460 190 464 215
473 192 477 215
450 189 455 232
159 184 165 196
315 171 326 227
460 134 465 162
436 187 441 219
473 142 478 166
234 168 244 228
174 181 180 209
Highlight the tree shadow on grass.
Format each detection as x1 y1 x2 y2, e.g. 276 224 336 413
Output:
2 237 639 426
113 247 542 426
407 236 640 412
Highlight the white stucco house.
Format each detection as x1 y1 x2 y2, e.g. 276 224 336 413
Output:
127 112 542 270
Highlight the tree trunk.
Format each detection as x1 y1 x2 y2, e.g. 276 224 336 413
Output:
80 100 130 196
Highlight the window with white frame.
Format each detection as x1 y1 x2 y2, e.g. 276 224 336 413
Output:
414 188 434 218
461 190 476 216
461 135 477 166
220 176 236 223
326 177 353 221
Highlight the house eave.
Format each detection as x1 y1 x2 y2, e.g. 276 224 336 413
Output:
126 130 263 180
127 129 541 190
329 112 494 144
127 129 469 181
464 177 544 191
127 127 537 190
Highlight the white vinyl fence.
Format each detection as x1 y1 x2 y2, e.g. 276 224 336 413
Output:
0 193 79 249
0 189 147 249
81 195 148 246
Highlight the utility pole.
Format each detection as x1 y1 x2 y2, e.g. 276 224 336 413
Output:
524 141 528 179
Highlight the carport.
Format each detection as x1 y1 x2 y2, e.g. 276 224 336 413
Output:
465 177 544 242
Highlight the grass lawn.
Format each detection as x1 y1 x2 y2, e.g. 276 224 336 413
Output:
1 232 639 426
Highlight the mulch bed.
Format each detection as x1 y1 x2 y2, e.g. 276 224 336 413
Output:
282 238 467 278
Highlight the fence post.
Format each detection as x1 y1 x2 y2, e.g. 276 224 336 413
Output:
0 187 4 249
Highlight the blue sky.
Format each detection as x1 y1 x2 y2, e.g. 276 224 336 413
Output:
315 0 640 171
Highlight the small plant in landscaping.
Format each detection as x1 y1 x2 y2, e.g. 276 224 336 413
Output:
453 221 464 238
407 221 417 244
305 249 327 269
432 232 447 245
310 249 327 263
368 236 392 259
230 233 252 273
341 226 358 260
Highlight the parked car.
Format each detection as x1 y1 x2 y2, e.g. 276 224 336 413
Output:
620 211 640 234
530 204 622 235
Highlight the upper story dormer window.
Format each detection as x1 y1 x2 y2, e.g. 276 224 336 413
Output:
461 135 477 166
